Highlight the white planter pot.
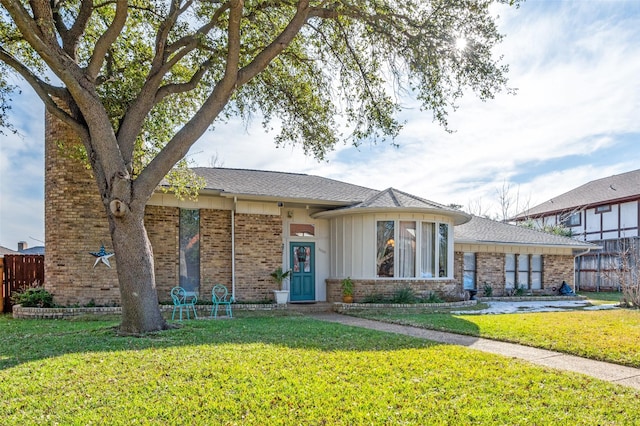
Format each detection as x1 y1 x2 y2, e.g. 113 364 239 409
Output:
273 290 289 304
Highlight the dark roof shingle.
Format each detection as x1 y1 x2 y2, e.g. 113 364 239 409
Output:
516 168 640 218
191 167 378 203
455 215 596 248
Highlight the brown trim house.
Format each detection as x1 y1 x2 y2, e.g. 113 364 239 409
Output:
513 169 640 290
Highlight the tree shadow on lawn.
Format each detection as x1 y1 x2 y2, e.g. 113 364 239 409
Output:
0 312 480 370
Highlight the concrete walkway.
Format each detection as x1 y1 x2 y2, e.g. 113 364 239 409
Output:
308 312 640 390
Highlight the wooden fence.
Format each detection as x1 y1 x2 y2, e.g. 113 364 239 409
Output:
2 255 45 312
576 237 639 292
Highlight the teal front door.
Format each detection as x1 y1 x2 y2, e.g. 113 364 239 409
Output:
290 242 315 302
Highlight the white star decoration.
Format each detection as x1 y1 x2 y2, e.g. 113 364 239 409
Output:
89 245 115 268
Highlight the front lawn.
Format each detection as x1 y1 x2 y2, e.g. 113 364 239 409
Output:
1 313 639 424
350 309 640 368
578 291 623 304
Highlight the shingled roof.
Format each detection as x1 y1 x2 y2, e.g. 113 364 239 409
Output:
455 215 597 249
313 188 471 224
190 167 378 204
515 168 640 218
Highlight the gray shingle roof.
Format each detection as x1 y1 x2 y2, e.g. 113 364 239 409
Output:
353 188 452 209
515 168 640 218
0 246 19 256
455 215 597 248
191 167 378 204
312 188 471 224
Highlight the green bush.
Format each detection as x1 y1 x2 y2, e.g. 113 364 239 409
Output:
422 292 443 304
391 286 418 304
483 282 493 297
11 286 55 308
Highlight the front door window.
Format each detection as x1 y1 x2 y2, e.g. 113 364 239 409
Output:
290 243 315 301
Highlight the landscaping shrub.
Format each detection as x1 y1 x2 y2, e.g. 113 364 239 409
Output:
11 286 55 308
391 286 418 304
422 292 444 304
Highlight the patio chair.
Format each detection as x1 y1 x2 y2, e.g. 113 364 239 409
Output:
210 284 233 319
170 286 198 320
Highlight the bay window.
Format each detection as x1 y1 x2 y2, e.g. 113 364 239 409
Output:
377 219 450 278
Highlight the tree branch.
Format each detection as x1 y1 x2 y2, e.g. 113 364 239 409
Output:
237 0 311 86
86 0 128 80
0 46 86 136
133 0 244 205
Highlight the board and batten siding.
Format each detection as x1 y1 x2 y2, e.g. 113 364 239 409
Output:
328 212 455 279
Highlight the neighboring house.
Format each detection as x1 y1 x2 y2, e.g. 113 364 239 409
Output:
44 113 594 306
513 169 640 290
0 246 19 256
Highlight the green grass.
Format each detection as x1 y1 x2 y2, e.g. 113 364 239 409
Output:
1 313 639 424
351 309 640 368
578 291 623 304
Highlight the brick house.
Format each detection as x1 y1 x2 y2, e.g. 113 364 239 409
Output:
45 113 595 306
512 169 640 290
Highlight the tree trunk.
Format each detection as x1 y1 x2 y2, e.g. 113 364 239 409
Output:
109 207 169 334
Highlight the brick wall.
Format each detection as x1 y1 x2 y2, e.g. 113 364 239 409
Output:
44 109 120 307
543 254 575 290
200 209 233 296
326 278 462 302
233 213 283 302
475 252 507 296
144 205 179 302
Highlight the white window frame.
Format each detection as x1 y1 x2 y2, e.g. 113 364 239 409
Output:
375 219 452 279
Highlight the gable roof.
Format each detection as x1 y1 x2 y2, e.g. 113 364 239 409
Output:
455 215 597 249
313 188 471 224
0 246 19 256
20 246 45 255
515 168 640 219
190 167 378 204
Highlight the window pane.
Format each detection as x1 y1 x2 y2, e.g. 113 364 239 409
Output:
293 246 310 273
517 254 529 288
518 254 529 272
438 223 448 277
398 221 416 277
420 223 435 278
463 271 476 290
531 272 542 290
290 223 315 237
505 272 516 288
179 209 200 294
505 253 516 271
531 254 542 271
531 255 542 290
505 254 515 288
376 221 394 277
463 253 476 289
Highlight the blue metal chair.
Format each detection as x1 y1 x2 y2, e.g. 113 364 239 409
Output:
170 286 198 320
210 284 233 319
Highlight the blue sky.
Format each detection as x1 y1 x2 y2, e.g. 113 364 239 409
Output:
2 0 640 250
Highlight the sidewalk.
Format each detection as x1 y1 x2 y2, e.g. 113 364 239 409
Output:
308 312 640 391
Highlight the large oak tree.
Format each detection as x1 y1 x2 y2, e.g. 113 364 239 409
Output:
0 0 518 334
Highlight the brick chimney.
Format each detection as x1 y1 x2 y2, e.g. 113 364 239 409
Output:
17 241 27 251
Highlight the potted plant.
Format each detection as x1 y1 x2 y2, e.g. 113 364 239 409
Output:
341 277 354 303
270 266 291 304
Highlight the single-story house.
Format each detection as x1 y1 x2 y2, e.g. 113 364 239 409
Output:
44 113 597 306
